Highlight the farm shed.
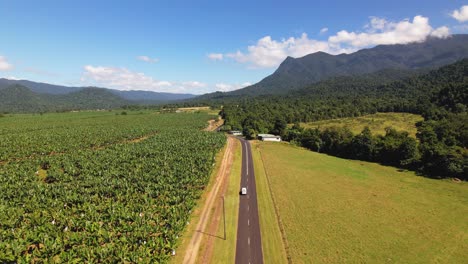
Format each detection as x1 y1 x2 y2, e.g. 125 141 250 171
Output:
258 134 281 142
229 130 243 136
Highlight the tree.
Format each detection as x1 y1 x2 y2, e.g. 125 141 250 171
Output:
301 128 322 152
242 127 257 140
350 126 374 161
271 118 287 136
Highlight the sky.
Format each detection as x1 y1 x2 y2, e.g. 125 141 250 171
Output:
1 0 467 94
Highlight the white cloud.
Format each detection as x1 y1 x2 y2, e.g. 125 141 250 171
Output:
215 15 450 69
137 55 159 63
181 81 207 88
81 65 207 93
225 34 331 68
207 53 224 61
215 82 252 92
320 27 328 34
0 56 13 71
431 26 450 38
365 17 388 32
329 16 449 47
6 76 19 80
451 5 468 22
81 65 252 94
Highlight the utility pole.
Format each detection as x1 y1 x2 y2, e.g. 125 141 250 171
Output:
222 195 226 240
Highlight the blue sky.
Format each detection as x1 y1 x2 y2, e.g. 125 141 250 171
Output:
1 0 467 94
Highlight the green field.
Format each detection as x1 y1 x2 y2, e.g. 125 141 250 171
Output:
251 142 288 263
257 142 468 263
0 111 225 262
299 112 423 137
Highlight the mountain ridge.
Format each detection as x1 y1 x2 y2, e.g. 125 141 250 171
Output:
0 85 129 113
201 34 468 97
0 78 196 102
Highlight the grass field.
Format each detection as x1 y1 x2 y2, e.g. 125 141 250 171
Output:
299 112 423 137
257 142 468 263
177 106 219 115
251 142 289 264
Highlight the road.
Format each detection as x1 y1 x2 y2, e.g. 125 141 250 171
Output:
235 138 264 264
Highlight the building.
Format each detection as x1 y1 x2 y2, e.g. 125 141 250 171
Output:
229 130 243 136
257 134 281 142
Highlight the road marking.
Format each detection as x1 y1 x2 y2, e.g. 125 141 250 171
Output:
248 237 250 245
248 205 249 211
248 219 250 226
244 142 248 175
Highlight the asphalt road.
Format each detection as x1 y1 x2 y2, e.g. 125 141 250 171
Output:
235 138 264 264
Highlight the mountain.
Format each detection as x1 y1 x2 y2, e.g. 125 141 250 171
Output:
203 34 468 97
59 87 130 109
0 78 196 102
0 85 54 113
219 58 468 128
218 59 468 179
109 90 196 102
0 85 128 113
0 79 82 94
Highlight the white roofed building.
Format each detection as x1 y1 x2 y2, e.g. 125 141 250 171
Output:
257 134 281 142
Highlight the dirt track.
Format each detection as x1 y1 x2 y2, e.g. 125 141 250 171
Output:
182 136 235 264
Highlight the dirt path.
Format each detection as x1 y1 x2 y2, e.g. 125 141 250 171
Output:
198 148 232 264
204 117 224 132
182 136 235 264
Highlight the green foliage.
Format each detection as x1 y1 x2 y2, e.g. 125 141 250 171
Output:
374 128 419 166
350 126 374 160
417 113 468 178
299 113 423 138
217 59 468 180
0 112 225 262
0 86 129 113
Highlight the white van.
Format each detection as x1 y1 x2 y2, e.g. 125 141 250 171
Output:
241 187 247 195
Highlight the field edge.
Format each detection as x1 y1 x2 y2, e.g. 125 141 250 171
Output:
170 134 229 263
252 141 289 264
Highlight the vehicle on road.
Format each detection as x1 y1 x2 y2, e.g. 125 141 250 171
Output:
240 187 247 195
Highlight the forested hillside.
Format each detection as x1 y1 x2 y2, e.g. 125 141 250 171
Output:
0 85 128 112
219 59 468 179
0 79 196 112
198 35 468 98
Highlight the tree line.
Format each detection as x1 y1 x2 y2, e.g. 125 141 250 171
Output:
219 59 468 180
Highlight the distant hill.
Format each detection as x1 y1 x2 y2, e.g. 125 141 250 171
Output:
219 59 468 129
0 78 196 102
199 34 468 98
109 89 196 102
219 59 468 180
0 85 54 113
0 85 128 113
0 79 82 94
